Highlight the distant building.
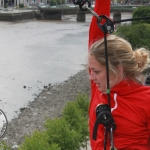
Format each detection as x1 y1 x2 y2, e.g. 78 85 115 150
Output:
0 0 47 6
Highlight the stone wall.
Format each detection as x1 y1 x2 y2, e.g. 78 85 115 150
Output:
0 10 35 21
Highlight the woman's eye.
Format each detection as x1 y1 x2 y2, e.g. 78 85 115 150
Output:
94 71 100 74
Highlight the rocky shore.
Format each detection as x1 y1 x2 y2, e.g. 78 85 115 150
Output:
3 68 91 149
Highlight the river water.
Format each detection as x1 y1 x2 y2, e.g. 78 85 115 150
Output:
0 12 132 121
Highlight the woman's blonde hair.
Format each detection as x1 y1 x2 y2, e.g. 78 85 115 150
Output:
89 35 150 79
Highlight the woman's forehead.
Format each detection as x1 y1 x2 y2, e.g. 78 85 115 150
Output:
88 56 105 68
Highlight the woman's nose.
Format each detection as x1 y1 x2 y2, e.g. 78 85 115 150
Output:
89 71 95 81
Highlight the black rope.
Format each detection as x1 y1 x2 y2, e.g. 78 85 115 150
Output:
104 127 108 150
114 16 150 23
104 33 111 107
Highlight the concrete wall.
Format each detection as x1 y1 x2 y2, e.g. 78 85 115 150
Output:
39 8 61 19
0 11 35 21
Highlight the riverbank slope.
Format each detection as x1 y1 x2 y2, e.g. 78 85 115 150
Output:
4 68 90 149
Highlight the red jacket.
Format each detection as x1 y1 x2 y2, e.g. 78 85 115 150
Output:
89 79 150 150
88 1 150 149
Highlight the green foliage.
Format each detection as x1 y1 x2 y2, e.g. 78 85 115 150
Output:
18 130 60 150
3 94 90 150
19 3 24 8
75 93 89 117
62 102 89 146
115 23 150 50
132 6 150 24
62 93 89 147
44 93 89 150
0 141 11 150
45 118 81 150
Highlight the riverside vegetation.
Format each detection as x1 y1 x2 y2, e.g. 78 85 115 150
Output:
0 93 90 150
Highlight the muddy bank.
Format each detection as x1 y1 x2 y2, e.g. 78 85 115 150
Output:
3 68 90 148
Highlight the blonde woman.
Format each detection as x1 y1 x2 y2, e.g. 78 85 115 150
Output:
88 35 150 150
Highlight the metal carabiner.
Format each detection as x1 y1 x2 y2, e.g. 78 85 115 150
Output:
79 0 91 11
97 15 115 34
72 0 91 11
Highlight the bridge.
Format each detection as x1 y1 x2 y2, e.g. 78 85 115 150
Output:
37 6 137 21
37 6 134 21
0 5 135 21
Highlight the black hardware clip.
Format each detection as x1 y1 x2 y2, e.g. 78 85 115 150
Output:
72 0 91 11
97 15 115 34
93 104 116 141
